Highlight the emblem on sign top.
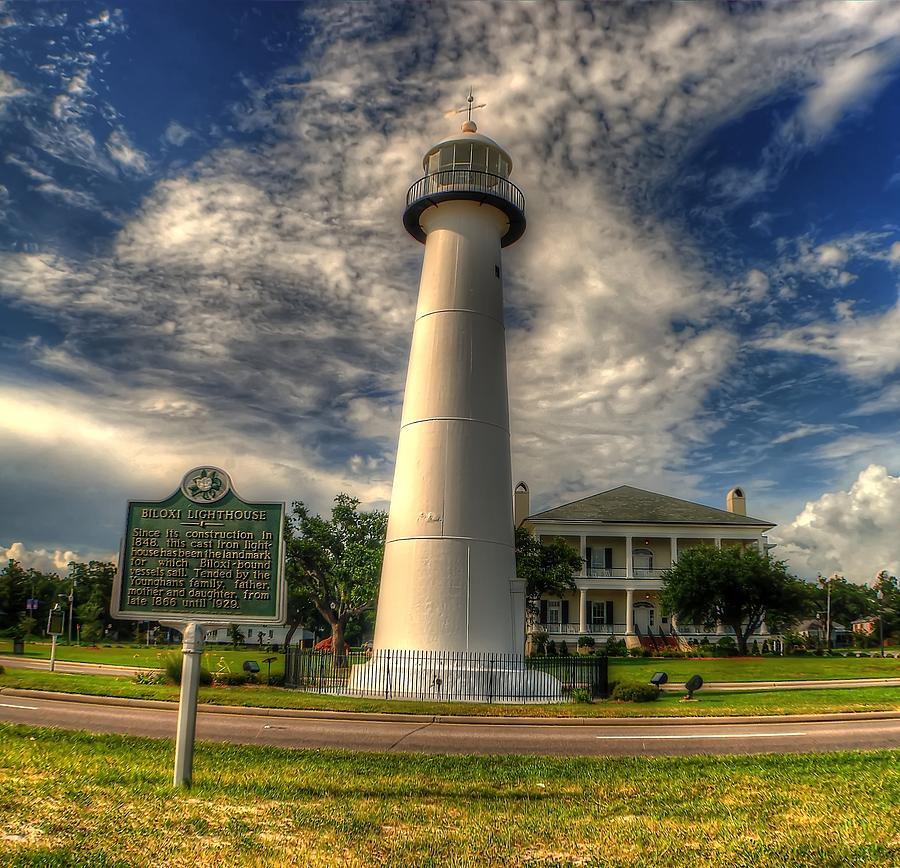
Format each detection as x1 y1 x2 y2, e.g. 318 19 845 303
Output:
180 466 231 504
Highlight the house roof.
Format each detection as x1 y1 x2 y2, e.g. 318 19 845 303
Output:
528 485 775 527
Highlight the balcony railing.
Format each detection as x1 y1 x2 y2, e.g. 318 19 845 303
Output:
403 169 526 247
585 567 667 579
539 623 629 636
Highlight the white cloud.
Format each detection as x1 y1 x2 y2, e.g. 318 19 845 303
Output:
772 424 839 445
1 541 90 574
106 129 150 175
162 120 193 147
0 69 26 108
759 295 900 379
775 465 900 581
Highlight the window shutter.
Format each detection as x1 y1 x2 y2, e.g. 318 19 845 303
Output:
585 546 592 568
606 601 614 625
561 600 569 624
605 547 613 568
540 600 547 624
586 598 592 624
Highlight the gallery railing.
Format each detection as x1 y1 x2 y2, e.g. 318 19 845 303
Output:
406 169 525 215
283 648 608 702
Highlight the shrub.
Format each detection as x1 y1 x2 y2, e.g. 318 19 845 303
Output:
604 639 627 657
132 670 165 685
751 640 760 656
163 655 213 686
558 641 570 656
545 640 557 657
628 647 643 658
571 687 592 704
610 681 660 702
577 636 595 649
213 672 249 686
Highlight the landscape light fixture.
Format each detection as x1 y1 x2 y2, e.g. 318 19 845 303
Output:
684 674 703 700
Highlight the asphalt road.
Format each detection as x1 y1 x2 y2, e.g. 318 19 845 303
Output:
1 694 899 757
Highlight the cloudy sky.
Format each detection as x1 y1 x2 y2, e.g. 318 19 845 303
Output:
2 1 900 582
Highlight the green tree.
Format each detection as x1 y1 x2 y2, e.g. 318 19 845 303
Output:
285 494 387 660
813 575 876 630
71 560 117 644
661 546 810 655
515 527 582 630
873 572 900 640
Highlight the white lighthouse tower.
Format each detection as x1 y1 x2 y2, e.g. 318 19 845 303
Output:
373 102 527 656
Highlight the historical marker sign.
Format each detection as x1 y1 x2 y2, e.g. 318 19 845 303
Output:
111 467 286 624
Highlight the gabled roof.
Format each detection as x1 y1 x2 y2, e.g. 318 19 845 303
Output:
528 485 774 527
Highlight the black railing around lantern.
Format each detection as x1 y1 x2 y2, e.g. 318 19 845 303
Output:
403 169 526 247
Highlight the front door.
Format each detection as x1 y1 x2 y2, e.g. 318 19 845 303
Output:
633 601 654 633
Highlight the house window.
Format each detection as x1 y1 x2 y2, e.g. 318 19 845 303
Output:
547 600 562 624
591 601 607 625
633 548 653 570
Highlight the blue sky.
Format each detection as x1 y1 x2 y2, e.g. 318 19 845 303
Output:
2 1 900 581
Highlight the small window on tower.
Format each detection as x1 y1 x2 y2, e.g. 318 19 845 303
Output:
471 143 487 170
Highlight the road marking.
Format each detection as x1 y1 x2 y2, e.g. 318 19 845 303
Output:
0 702 39 710
597 732 807 740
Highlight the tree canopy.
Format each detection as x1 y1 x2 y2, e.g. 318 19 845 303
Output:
515 527 582 628
660 546 810 654
285 494 387 657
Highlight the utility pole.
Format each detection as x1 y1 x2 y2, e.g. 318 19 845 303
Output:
67 564 77 644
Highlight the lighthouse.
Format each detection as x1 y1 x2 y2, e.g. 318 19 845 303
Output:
372 104 527 656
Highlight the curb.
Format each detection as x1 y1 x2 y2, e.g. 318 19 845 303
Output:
3 686 900 726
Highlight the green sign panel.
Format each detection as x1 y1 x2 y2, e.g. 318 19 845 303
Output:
47 606 65 636
111 467 285 624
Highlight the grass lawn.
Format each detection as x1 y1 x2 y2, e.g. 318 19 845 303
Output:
0 723 898 866
0 640 286 677
2 667 899 718
3 639 899 683
607 654 900 683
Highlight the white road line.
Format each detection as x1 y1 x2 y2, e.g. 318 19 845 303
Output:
0 702 40 710
597 732 807 740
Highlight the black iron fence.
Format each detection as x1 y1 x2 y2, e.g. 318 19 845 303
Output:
283 648 607 703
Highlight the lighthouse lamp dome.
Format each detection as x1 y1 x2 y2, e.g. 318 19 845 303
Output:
422 121 514 178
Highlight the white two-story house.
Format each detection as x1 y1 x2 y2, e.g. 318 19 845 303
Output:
516 483 776 649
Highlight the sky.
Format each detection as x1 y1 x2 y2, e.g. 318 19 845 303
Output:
2 1 900 583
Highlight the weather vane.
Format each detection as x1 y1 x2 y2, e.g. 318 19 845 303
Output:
445 87 486 123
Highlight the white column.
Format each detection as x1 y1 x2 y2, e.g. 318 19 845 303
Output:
579 535 587 576
579 587 588 633
624 535 633 577
714 537 721 549
670 536 678 567
625 588 635 636
509 578 526 653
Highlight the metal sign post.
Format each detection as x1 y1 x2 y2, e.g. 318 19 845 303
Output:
47 604 65 672
110 467 286 789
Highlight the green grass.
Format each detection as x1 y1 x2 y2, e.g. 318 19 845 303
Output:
607 654 900 683
3 639 899 682
2 667 899 718
0 640 285 676
0 723 898 866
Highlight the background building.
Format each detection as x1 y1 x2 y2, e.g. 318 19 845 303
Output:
518 483 775 649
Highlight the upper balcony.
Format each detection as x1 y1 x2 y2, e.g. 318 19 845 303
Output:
403 169 526 248
403 131 526 247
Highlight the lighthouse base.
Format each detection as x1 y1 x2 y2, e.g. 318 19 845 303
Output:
347 649 564 704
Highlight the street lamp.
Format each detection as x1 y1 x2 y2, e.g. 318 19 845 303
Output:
874 570 889 659
67 562 77 645
817 574 834 651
